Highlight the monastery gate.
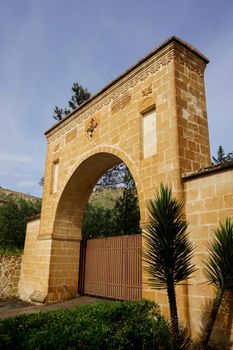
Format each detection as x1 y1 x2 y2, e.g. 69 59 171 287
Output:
20 37 233 343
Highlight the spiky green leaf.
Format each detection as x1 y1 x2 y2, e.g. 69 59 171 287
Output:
204 218 233 291
143 184 196 289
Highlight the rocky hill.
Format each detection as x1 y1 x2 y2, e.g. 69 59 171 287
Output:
0 186 40 206
0 186 121 209
88 188 123 208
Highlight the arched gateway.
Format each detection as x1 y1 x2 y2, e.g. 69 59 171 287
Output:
21 36 232 339
21 35 211 302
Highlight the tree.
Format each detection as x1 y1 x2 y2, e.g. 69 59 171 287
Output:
143 184 195 349
82 166 140 238
201 218 233 349
114 188 140 236
53 83 91 121
68 83 91 110
82 188 141 239
39 177 44 187
113 167 140 235
95 163 128 189
0 197 41 249
82 203 115 239
212 145 233 164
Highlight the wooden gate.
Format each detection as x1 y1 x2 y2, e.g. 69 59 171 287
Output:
79 235 142 300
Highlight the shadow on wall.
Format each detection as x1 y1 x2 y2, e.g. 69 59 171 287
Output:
199 293 233 349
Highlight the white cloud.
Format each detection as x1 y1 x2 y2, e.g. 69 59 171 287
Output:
0 171 31 177
16 180 38 188
0 151 32 163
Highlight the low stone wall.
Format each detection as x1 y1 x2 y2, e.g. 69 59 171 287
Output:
0 255 22 299
19 218 41 302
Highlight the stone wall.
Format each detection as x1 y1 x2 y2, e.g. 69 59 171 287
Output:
0 254 22 299
19 217 43 302
33 36 209 303
183 164 233 346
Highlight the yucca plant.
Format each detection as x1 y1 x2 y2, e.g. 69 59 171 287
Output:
201 218 233 349
143 184 195 349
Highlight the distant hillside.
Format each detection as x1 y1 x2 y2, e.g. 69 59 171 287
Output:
88 188 123 208
0 187 125 209
0 186 40 206
0 186 121 209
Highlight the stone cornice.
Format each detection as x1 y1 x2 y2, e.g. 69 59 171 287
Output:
182 162 233 181
173 41 207 77
45 36 209 144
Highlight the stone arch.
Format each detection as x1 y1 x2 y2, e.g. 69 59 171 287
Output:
20 37 213 329
47 147 144 301
53 145 145 240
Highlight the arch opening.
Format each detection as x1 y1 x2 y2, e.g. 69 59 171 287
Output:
82 162 141 240
53 152 141 240
49 152 142 301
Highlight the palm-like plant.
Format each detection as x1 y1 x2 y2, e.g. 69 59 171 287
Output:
143 184 195 349
201 218 233 349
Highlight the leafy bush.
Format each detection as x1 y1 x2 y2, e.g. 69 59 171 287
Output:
0 246 22 256
0 197 41 249
82 165 141 239
114 187 141 236
82 190 140 239
82 203 116 239
0 300 172 350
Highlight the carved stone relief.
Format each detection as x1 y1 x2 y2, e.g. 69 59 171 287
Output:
47 46 206 144
85 116 99 140
142 84 152 97
65 129 77 144
53 144 60 152
111 94 131 114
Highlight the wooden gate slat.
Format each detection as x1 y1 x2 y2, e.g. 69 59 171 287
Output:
83 234 142 300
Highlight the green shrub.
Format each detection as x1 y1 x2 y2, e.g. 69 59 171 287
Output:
0 246 23 256
0 300 172 350
0 197 41 249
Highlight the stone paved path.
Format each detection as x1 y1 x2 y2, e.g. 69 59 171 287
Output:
0 296 110 320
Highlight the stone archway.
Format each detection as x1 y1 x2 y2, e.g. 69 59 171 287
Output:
47 150 143 302
53 148 145 241
20 37 210 309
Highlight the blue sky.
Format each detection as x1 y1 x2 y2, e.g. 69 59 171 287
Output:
0 0 233 197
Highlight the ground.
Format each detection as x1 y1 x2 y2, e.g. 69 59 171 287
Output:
0 296 110 320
